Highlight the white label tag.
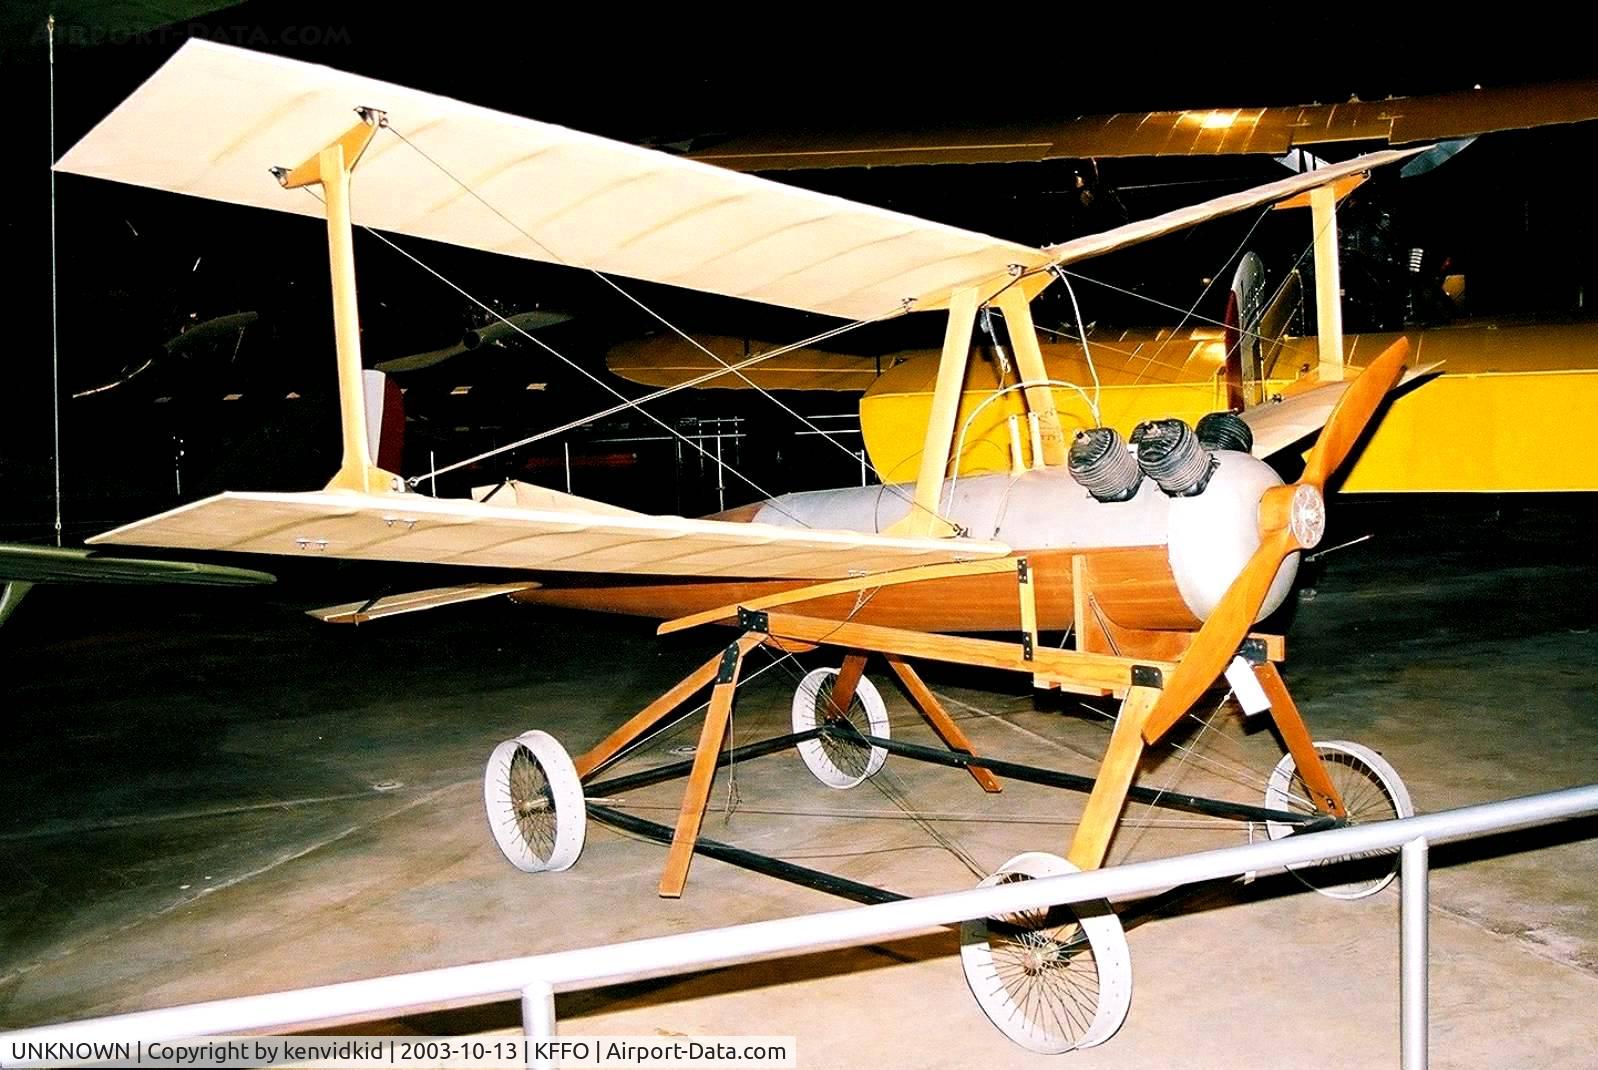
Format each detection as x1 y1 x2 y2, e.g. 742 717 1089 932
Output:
1225 655 1272 716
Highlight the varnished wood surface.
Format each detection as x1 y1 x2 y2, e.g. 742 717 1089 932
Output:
515 546 1200 633
885 656 1003 793
1066 685 1161 871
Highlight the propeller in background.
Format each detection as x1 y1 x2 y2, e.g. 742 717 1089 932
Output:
375 309 571 374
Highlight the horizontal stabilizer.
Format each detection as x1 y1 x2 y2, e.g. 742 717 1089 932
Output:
308 582 538 624
1244 363 1442 459
87 490 1008 579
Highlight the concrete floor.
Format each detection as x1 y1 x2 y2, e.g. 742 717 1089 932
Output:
2 497 1596 1066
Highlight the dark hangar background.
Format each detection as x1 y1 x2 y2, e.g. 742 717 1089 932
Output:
3 4 1596 536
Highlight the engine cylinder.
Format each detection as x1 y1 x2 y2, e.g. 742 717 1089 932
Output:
1196 411 1254 454
1068 427 1142 502
1131 419 1216 497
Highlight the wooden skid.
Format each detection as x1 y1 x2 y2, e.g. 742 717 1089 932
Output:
656 557 1022 636
762 611 1173 696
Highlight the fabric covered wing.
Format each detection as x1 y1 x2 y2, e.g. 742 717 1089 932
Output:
86 491 1009 579
55 40 1047 322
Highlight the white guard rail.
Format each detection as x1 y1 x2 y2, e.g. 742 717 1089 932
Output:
4 784 1596 1070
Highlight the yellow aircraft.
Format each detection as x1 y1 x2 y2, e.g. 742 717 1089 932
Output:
59 41 1438 1052
609 317 1597 494
603 80 1598 495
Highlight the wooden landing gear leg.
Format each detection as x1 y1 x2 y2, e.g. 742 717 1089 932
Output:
574 642 746 780
1253 661 1344 816
658 632 764 898
1066 684 1162 871
884 655 1002 793
1254 661 1416 899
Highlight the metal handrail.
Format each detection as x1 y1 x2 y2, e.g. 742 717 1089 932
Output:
5 783 1596 1068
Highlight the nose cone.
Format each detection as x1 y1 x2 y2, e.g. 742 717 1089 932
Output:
1289 483 1326 549
1166 452 1301 623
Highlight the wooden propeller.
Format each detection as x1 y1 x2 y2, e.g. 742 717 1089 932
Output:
1138 338 1411 744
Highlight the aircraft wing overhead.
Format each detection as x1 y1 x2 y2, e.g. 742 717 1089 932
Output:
54 40 1048 322
86 491 1010 580
691 81 1598 170
1043 147 1423 268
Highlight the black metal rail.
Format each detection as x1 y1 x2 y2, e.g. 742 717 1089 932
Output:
586 804 905 905
825 726 1327 827
584 729 821 797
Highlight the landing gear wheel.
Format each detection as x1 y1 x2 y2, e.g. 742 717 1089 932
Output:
1264 739 1414 899
791 667 890 789
484 730 586 872
960 851 1133 1053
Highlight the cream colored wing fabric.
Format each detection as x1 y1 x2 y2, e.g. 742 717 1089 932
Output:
1044 148 1423 268
87 491 1009 579
55 40 1047 322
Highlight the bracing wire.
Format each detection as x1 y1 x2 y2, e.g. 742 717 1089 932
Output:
1125 204 1274 387
381 125 962 533
336 213 810 526
420 313 894 484
940 378 1099 513
1050 266 1102 415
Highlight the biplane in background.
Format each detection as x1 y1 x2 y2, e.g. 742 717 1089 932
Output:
606 80 1598 495
59 41 1433 1052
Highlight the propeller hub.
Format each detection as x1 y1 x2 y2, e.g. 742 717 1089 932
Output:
1288 483 1326 549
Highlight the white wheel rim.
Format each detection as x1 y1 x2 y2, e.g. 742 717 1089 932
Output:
791 667 890 789
960 851 1133 1052
484 730 586 872
1264 739 1414 899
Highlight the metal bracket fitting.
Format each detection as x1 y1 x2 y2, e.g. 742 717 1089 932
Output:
716 642 743 684
737 607 769 634
1131 664 1165 690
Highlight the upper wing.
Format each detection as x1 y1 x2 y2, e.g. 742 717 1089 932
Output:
690 82 1598 171
56 42 1425 323
55 40 1047 323
86 490 1009 579
1042 148 1419 268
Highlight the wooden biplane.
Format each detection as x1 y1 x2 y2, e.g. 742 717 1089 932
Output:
59 41 1428 1053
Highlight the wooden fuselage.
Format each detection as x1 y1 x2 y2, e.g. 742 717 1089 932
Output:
512 545 1198 634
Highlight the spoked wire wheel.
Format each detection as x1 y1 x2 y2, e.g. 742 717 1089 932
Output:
484 730 586 872
1264 739 1414 899
960 851 1132 1052
791 667 890 789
